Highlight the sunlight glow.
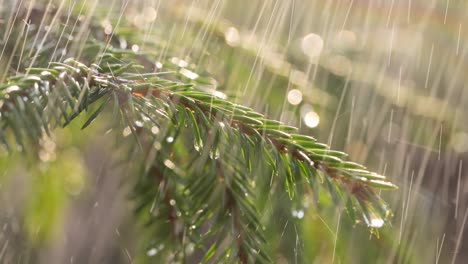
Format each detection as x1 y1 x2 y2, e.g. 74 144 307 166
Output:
451 132 468 153
143 7 158 22
325 55 352 76
333 30 357 50
287 89 303 105
304 111 320 128
301 33 324 62
224 27 240 47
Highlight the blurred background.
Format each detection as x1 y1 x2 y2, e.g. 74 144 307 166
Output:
1 0 468 263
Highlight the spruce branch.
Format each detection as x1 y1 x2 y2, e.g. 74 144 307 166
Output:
1 47 396 262
0 3 399 261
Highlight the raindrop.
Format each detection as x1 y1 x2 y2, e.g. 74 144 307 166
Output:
147 244 164 256
41 71 52 77
164 159 176 169
177 59 189 68
180 68 199 80
122 126 132 137
153 142 162 150
185 243 195 254
147 248 158 257
209 149 220 159
363 213 384 228
119 37 127 49
169 199 176 206
287 89 303 105
207 89 226 99
134 120 144 127
104 24 112 35
5 85 20 93
131 44 139 52
297 210 304 219
166 137 174 143
194 142 202 152
155 62 163 69
292 209 304 219
151 126 160 134
170 57 180 64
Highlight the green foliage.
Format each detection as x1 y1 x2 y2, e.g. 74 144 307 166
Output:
0 3 397 263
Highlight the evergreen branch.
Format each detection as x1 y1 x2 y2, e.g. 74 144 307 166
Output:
127 72 396 226
0 49 396 262
0 58 108 150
